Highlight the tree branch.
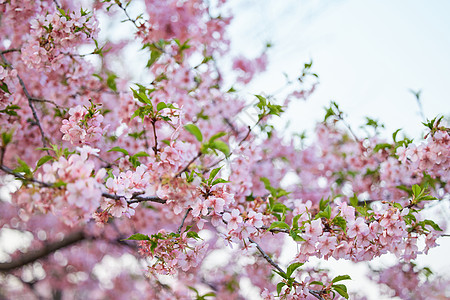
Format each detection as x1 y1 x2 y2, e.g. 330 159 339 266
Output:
0 231 85 272
248 238 324 300
0 164 55 188
175 151 202 177
0 53 49 152
177 208 192 234
0 164 166 205
102 192 166 205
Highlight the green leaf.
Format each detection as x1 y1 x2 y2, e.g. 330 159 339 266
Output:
396 185 412 195
276 282 285 296
273 270 288 280
268 221 290 231
412 184 421 197
209 132 227 142
1 131 13 146
319 198 329 211
393 202 403 210
35 155 53 171
210 140 230 156
289 230 305 242
211 178 229 186
423 219 443 231
156 102 167 111
107 146 129 156
106 72 118 92
316 205 331 219
187 231 202 240
349 195 358 207
0 81 10 94
309 281 324 286
124 233 151 241
332 275 351 283
292 214 301 230
147 50 162 68
332 284 349 299
255 94 267 106
202 292 216 298
14 158 32 176
132 151 150 158
333 216 347 231
373 143 392 152
184 124 203 142
131 88 152 105
392 129 401 142
286 262 304 278
208 167 222 182
271 202 288 213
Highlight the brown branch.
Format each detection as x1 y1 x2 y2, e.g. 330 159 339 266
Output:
248 238 324 300
150 119 158 156
0 164 166 205
0 53 49 152
115 1 140 29
0 164 55 188
0 49 21 54
177 208 192 234
101 192 166 205
248 237 287 276
30 97 61 108
53 0 61 9
0 231 85 272
175 151 202 177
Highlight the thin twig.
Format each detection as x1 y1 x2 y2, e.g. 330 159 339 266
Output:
248 238 324 300
175 151 202 177
53 0 61 9
151 120 158 156
248 237 287 276
116 1 139 29
102 192 166 205
30 97 61 108
177 208 192 234
0 164 55 188
0 53 49 152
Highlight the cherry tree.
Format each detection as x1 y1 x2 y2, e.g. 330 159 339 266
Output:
0 0 449 299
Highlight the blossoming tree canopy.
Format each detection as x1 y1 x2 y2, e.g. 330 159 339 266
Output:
0 0 449 299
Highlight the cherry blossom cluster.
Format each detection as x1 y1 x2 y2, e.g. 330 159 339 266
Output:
397 128 450 191
14 146 103 226
137 229 208 275
60 103 107 145
21 8 98 70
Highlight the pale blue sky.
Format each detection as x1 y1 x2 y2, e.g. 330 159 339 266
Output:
227 0 450 140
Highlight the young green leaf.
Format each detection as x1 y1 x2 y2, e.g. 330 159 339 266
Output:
107 146 129 156
208 167 222 182
332 284 349 299
211 178 229 186
35 155 53 171
124 233 151 241
331 275 351 283
184 124 203 142
286 262 304 278
267 221 290 231
156 102 167 111
276 282 285 296
210 140 229 156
